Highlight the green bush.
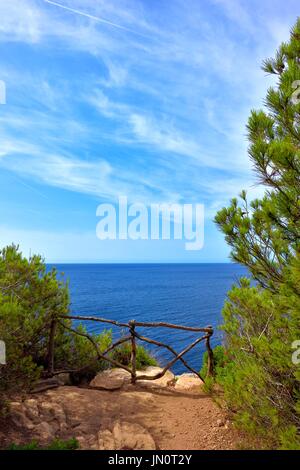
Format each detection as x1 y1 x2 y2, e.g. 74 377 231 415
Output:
214 19 300 449
200 345 234 379
111 341 157 370
0 245 112 393
7 437 79 450
0 244 158 397
55 324 113 384
0 244 68 394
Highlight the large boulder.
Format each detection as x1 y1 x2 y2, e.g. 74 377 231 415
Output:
90 366 175 390
34 421 56 442
136 366 175 388
89 368 131 390
174 373 203 391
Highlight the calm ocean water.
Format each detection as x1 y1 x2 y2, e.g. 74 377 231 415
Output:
49 263 246 374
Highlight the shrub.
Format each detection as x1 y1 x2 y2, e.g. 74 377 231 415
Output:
0 245 112 393
214 19 300 449
7 437 79 450
200 345 234 379
55 325 113 384
0 244 158 396
111 341 157 370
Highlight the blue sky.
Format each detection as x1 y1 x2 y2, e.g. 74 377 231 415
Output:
0 0 298 262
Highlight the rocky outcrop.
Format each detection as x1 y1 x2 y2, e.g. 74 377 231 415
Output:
98 421 156 450
174 373 203 391
136 366 175 388
5 368 210 450
90 366 176 390
8 395 156 450
9 397 68 443
90 368 130 390
4 374 237 451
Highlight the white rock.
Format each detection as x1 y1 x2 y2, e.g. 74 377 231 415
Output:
216 418 225 427
90 366 175 390
174 373 203 391
90 368 130 390
136 367 175 388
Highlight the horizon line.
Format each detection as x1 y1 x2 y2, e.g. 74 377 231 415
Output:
45 261 234 265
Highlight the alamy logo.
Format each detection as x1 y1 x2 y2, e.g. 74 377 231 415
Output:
0 340 6 365
96 197 204 251
0 80 6 105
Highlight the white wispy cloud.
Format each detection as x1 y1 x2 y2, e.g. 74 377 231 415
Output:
0 0 294 218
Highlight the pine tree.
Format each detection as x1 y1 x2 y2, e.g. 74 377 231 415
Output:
215 19 300 449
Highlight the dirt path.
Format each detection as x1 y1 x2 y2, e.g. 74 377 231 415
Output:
1 370 240 450
2 385 238 450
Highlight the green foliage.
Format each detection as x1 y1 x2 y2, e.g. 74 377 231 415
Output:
0 245 157 397
7 437 79 450
0 244 69 393
55 324 113 384
200 345 233 379
0 245 111 392
111 341 157 370
214 19 300 449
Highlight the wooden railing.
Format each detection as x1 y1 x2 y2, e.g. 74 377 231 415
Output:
47 315 214 384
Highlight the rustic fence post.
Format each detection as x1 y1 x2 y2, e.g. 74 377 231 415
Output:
47 318 57 376
206 326 214 377
129 320 137 384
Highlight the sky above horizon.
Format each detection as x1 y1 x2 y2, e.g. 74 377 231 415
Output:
0 0 298 263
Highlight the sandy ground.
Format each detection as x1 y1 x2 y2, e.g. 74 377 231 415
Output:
0 381 240 450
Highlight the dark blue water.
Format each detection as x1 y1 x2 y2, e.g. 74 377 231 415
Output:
49 264 246 374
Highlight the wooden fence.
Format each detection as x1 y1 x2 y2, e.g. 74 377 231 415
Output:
46 315 214 384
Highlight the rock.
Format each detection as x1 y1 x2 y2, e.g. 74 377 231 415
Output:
76 436 87 449
77 434 98 450
98 429 116 450
35 401 67 431
74 423 93 436
10 402 33 429
90 366 175 390
174 373 203 391
9 401 23 413
136 367 175 388
34 421 55 441
49 402 68 430
56 373 72 386
39 402 56 421
10 411 32 429
24 399 40 424
98 421 156 450
90 368 131 390
68 416 82 428
216 418 225 427
31 378 60 393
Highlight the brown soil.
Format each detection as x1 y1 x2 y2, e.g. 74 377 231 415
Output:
0 384 240 450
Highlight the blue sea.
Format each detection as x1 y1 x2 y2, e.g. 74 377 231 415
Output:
49 263 246 374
